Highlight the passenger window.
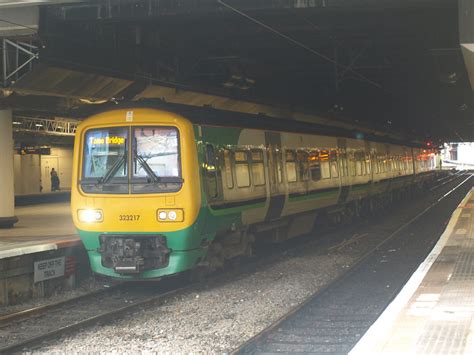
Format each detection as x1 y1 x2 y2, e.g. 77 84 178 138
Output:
276 150 283 183
381 156 386 173
330 150 339 178
251 149 265 186
320 150 330 179
355 152 363 176
356 161 362 176
235 151 250 188
223 149 233 189
297 151 309 181
285 150 297 183
365 155 371 175
251 150 263 161
349 152 356 177
309 151 321 181
374 155 379 174
339 153 348 177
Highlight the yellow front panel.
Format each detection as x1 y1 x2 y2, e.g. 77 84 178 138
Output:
71 108 201 233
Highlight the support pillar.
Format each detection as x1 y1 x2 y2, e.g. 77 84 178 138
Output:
0 108 18 228
460 0 474 89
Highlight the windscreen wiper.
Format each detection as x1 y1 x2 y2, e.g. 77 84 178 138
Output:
97 154 126 185
134 152 184 184
134 152 160 183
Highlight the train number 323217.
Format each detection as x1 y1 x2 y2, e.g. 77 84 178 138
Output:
119 215 140 221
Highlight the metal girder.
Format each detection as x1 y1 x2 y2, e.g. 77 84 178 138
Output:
12 116 78 136
45 0 454 22
1 39 39 87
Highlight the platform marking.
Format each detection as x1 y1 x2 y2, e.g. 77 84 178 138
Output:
350 185 473 355
0 243 58 259
456 229 468 235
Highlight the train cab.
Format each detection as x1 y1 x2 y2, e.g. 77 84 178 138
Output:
71 108 204 279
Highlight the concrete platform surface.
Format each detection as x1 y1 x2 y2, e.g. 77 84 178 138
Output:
0 202 79 259
351 188 474 355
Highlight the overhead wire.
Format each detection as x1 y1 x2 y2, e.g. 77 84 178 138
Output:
216 0 382 89
0 18 38 33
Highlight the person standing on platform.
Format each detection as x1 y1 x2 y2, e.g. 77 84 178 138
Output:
50 168 60 191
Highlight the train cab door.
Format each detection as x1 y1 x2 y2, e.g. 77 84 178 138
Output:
203 144 222 203
264 132 285 221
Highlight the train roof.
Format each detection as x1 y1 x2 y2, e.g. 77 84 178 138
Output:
92 99 428 149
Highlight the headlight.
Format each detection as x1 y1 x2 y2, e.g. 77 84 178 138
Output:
78 209 103 223
157 209 184 222
158 211 168 221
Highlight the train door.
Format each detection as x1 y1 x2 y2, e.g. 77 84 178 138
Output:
264 132 285 221
203 144 222 202
40 156 59 193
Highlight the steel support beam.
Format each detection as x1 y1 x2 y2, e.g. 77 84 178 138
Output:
1 39 39 88
12 116 78 136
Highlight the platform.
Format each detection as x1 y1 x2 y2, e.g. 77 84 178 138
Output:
0 202 86 306
0 202 79 259
14 190 71 207
351 187 474 354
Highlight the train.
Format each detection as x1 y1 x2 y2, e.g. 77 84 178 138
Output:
71 103 440 279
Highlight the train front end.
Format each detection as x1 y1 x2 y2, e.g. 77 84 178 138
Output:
71 108 203 279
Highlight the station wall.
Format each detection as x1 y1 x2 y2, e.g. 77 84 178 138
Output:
13 146 73 195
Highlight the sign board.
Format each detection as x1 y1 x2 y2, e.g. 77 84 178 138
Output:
17 147 51 155
34 256 65 283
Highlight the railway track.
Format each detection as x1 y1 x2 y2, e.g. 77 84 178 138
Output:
0 231 332 353
0 277 193 354
233 172 473 354
0 171 466 354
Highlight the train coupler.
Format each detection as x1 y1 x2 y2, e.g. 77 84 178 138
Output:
99 234 170 274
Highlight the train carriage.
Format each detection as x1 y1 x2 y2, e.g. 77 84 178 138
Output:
71 105 440 280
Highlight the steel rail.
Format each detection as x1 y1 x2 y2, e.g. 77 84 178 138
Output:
0 281 195 354
231 172 472 354
0 284 122 327
0 237 315 353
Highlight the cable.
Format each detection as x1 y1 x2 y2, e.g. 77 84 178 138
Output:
217 0 382 89
0 18 38 32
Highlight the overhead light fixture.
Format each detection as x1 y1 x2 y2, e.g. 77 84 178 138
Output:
1 89 13 97
79 98 108 105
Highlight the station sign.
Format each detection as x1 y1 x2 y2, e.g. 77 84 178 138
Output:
17 146 51 155
34 256 65 283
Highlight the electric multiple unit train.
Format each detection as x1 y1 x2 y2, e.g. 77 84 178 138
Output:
71 104 440 279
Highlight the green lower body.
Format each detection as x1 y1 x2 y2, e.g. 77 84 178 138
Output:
77 225 210 280
86 248 206 279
